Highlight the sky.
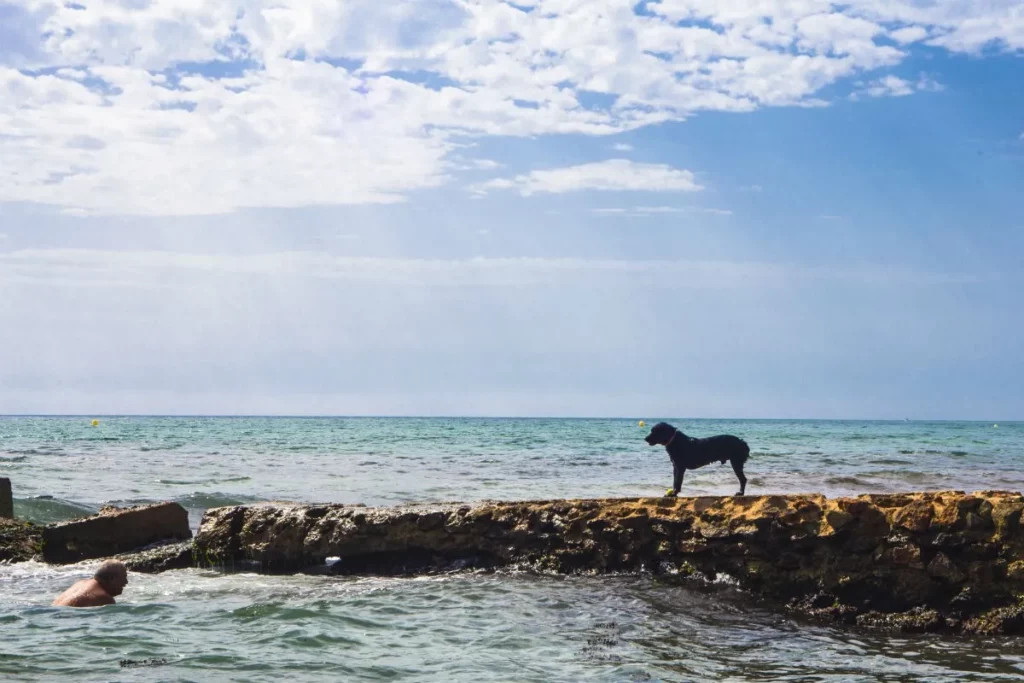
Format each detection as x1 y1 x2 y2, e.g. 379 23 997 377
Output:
0 0 1022 419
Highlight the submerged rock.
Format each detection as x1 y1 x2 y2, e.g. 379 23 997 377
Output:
194 491 1024 635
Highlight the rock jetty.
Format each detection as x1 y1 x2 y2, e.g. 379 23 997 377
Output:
193 491 1024 635
4 490 1023 635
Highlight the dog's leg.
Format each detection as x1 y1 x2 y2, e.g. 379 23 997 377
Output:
731 458 747 496
669 463 684 497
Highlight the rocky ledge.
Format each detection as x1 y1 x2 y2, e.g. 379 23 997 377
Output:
194 491 1024 635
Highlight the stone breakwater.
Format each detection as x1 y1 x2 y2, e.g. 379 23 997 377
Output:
193 491 1024 635
3 491 1023 634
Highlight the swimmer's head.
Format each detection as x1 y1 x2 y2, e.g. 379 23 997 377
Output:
94 560 128 596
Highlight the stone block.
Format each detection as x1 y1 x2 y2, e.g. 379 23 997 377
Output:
42 502 191 564
0 478 12 519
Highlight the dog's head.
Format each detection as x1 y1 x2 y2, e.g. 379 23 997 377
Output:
644 422 677 446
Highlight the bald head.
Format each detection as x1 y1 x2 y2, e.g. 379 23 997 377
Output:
93 560 128 595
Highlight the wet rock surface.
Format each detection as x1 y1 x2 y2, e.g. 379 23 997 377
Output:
118 540 195 573
194 491 1024 635
0 518 43 563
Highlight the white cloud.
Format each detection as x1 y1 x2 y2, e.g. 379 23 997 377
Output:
853 73 944 99
472 159 703 196
861 75 916 97
613 143 634 152
890 26 929 44
59 208 91 218
450 157 505 171
0 248 981 289
593 205 732 216
632 206 685 214
0 0 1020 215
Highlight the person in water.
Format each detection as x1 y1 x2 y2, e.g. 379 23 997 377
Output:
52 560 128 607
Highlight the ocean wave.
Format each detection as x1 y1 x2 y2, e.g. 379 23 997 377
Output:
0 455 28 463
825 475 874 487
175 492 262 510
1 448 62 456
13 496 98 525
896 449 969 458
873 470 935 482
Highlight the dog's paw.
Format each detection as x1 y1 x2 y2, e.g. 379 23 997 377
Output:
734 491 745 497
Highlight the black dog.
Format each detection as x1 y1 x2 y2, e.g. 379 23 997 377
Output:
644 422 750 496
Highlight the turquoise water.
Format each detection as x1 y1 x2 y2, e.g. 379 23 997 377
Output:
2 417 1023 681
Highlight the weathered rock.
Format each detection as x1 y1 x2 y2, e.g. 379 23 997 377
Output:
0 518 42 562
43 502 192 564
927 552 966 583
892 500 933 533
0 478 12 519
119 541 194 573
193 491 1024 635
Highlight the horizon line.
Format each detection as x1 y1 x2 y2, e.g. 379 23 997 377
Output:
0 414 1017 423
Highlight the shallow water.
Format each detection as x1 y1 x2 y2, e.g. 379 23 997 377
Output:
4 565 1024 682
2 417 1023 681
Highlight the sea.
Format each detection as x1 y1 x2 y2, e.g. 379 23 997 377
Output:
1 416 1023 682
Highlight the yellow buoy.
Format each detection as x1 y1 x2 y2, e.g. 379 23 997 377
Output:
91 419 99 427
638 420 646 428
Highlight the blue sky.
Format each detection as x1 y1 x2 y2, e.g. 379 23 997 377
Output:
0 0 1022 418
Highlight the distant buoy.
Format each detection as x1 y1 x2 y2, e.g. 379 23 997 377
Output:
91 419 99 427
638 420 646 428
